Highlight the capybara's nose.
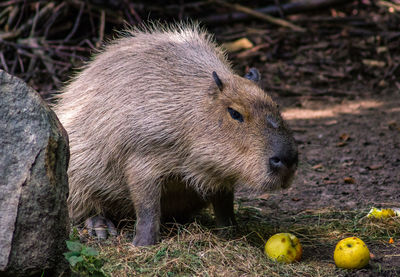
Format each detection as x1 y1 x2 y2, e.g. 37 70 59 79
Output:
269 150 298 171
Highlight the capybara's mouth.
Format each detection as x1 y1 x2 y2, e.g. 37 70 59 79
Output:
268 151 298 189
261 166 297 191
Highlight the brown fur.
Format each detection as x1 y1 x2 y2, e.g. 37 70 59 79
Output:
54 23 297 246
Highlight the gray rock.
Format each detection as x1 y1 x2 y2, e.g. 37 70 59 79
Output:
0 70 70 276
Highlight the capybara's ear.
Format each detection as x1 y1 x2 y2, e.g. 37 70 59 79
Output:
212 71 223 91
244 68 260 83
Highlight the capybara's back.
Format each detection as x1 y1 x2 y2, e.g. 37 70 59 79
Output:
55 23 298 246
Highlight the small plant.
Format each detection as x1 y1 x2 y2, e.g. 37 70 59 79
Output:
64 240 107 277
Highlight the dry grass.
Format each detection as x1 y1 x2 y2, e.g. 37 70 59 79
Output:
79 205 400 276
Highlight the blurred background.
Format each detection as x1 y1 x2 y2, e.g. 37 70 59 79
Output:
0 0 399 100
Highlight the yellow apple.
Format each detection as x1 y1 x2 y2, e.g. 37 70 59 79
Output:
264 233 302 263
367 207 396 219
334 237 370 269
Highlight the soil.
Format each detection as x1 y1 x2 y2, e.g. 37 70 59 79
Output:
222 4 400 273
217 3 400 218
262 94 400 213
209 4 400 220
236 92 400 276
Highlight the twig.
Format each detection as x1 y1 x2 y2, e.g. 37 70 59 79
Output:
236 43 271 58
204 0 350 24
0 6 13 30
20 37 61 85
52 50 87 61
274 0 285 18
17 53 24 73
0 6 12 20
68 0 124 25
25 51 37 80
7 6 20 31
0 2 55 40
378 0 400 12
124 0 142 23
123 7 135 25
64 1 84 42
29 2 40 37
44 2 66 38
211 0 306 33
164 1 208 10
294 15 370 24
10 55 18 74
0 51 9 72
97 9 105 48
0 38 43 50
13 1 25 31
79 39 96 50
47 44 91 52
0 0 25 8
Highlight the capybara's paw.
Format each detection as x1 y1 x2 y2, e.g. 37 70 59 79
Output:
85 215 117 239
132 232 158 246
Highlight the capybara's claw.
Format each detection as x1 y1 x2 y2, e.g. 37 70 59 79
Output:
85 215 117 239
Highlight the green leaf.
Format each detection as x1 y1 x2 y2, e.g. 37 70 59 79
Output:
66 240 83 252
70 227 80 241
67 255 84 267
81 246 99 257
154 246 168 262
64 251 81 259
92 271 107 277
93 258 104 268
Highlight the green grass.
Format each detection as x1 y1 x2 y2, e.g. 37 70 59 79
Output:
75 206 400 276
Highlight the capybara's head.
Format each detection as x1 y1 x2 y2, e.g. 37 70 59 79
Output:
188 68 298 194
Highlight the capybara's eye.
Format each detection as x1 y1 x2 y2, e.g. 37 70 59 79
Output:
228 107 244 123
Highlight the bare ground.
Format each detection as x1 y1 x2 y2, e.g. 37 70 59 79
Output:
236 93 400 274
269 94 400 212
223 3 400 273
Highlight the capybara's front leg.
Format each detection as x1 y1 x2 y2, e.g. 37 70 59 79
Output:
131 188 161 246
211 189 236 227
133 205 160 246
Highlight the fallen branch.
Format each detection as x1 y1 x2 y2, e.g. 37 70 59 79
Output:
212 0 306 32
0 52 9 72
235 43 271 58
97 9 105 48
204 0 351 24
0 0 26 8
0 2 55 40
377 0 400 12
64 1 84 42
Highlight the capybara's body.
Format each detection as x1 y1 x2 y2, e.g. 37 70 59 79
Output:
55 24 298 246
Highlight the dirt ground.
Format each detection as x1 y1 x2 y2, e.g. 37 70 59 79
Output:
236 93 400 275
215 3 400 273
211 3 400 215
209 2 400 223
228 12 400 273
261 94 400 213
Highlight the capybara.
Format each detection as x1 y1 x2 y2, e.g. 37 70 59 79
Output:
55 23 298 246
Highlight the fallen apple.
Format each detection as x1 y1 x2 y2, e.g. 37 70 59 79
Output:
264 233 302 263
334 237 370 269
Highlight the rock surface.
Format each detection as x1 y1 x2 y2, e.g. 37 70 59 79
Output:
0 70 69 276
